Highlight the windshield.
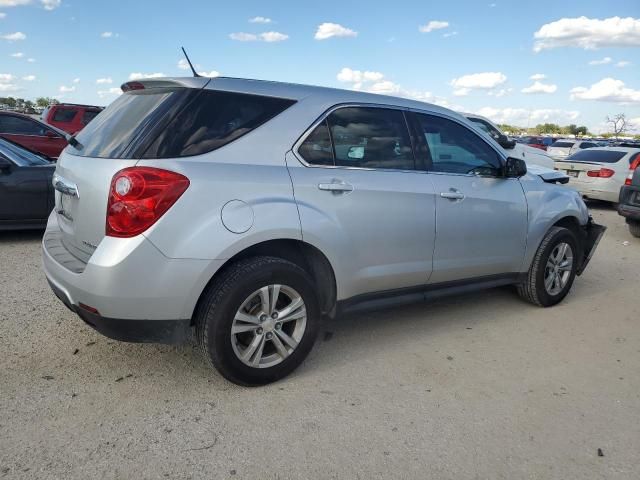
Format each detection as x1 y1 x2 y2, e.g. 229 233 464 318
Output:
0 138 50 166
566 149 627 163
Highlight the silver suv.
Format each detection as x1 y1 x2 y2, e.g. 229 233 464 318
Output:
42 77 605 385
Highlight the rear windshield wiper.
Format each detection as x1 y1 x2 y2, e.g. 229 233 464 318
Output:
66 134 83 150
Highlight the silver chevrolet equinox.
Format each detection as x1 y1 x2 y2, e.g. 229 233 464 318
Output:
43 76 605 385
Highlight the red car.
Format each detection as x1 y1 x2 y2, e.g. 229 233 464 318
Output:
518 136 554 151
0 112 68 159
41 103 103 135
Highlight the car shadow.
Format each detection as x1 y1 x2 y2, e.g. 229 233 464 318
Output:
0 229 44 243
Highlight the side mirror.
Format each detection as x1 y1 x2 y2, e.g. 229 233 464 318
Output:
498 134 516 149
505 157 527 178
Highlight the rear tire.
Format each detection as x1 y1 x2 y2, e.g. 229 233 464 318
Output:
517 227 578 307
629 221 640 238
195 256 320 386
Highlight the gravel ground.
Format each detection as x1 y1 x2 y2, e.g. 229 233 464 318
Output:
1 204 639 480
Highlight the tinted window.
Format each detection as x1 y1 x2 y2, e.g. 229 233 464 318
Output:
326 107 414 170
0 138 50 166
579 142 596 149
69 88 295 159
0 115 46 135
567 150 627 163
81 110 100 125
52 108 77 123
551 141 574 148
414 113 502 175
298 120 334 166
143 90 295 158
467 117 502 141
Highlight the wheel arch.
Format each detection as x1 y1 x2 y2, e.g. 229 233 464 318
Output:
192 239 338 325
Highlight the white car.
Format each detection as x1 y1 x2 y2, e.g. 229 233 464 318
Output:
547 140 598 161
555 147 640 203
464 114 554 169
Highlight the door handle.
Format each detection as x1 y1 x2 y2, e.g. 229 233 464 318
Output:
318 182 353 193
440 190 465 200
52 173 79 198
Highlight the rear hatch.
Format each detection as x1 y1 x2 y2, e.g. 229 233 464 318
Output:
53 77 211 262
555 149 628 184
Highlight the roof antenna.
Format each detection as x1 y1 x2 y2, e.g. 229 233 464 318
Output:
181 46 201 77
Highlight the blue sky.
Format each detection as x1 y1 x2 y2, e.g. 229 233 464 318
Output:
1 0 639 133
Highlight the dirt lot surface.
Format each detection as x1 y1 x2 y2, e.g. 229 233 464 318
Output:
1 204 639 479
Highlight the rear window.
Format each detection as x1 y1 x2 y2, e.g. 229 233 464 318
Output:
81 110 100 125
68 88 295 159
551 141 574 148
52 108 77 123
567 150 627 163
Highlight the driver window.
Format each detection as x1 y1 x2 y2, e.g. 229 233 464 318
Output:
414 113 502 176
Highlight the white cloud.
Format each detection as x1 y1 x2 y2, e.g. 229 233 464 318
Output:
249 16 271 24
488 88 512 97
41 0 60 10
489 3 497 7
1 31 26 41
533 16 640 52
476 107 580 125
570 77 640 104
101 31 119 38
530 73 546 80
96 77 112 84
0 1 30 6
198 70 220 77
453 88 470 96
59 85 75 93
314 22 357 40
0 72 20 91
229 31 288 42
260 31 288 42
97 87 122 98
0 12 6 18
177 58 192 70
336 67 433 102
10 51 23 57
128 72 166 81
26 57 34 62
521 81 557 94
337 67 384 83
419 20 449 33
0 73 14 82
22 74 34 81
616 61 631 67
450 72 507 93
588 56 612 65
72 77 80 83
229 32 257 41
443 31 458 38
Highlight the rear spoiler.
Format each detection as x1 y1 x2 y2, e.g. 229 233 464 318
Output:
120 77 210 93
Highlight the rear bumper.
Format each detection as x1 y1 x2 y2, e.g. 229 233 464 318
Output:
42 212 223 343
576 218 606 276
618 185 640 222
565 180 620 203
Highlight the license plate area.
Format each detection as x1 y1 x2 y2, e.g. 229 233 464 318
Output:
567 170 580 178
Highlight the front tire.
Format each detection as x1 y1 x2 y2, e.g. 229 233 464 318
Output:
195 256 320 386
517 227 578 307
629 221 640 238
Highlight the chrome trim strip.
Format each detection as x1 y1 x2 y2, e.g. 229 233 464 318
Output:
52 173 79 198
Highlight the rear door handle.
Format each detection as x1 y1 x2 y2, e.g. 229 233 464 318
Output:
440 190 465 200
318 182 354 193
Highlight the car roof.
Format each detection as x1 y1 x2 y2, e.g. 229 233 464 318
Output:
574 147 639 154
138 76 471 124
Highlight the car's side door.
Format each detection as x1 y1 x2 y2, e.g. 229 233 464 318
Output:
0 114 64 159
0 155 50 222
287 105 437 300
409 111 528 284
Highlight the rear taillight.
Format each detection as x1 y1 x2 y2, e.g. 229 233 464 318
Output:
121 81 145 92
106 167 189 238
626 157 640 185
586 168 615 178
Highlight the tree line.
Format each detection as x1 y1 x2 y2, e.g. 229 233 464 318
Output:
0 96 60 109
